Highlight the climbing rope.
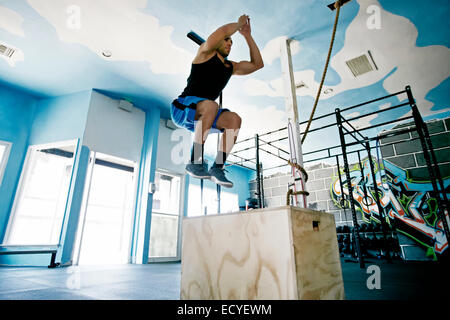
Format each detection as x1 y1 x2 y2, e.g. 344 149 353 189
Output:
301 0 342 144
287 160 309 182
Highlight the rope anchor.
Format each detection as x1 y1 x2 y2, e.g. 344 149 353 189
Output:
286 189 310 206
286 160 309 206
287 160 308 182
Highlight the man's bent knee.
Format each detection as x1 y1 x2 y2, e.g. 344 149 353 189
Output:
196 100 219 119
230 112 242 129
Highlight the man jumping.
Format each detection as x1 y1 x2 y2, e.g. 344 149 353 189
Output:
171 14 264 188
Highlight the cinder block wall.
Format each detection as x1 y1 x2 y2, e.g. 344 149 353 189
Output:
379 117 450 180
249 163 361 227
249 173 290 208
305 163 361 227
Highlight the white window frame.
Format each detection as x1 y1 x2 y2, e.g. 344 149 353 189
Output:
4 139 79 245
0 140 12 187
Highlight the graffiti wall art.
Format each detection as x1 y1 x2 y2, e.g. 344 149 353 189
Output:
331 158 449 258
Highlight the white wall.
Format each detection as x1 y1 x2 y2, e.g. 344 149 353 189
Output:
155 119 191 174
83 91 145 162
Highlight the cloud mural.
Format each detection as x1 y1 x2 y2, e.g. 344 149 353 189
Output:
243 0 450 118
0 6 25 66
0 6 25 37
27 0 193 75
260 36 300 66
0 0 448 155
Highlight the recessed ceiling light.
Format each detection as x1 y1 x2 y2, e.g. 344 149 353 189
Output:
102 50 112 58
323 88 333 94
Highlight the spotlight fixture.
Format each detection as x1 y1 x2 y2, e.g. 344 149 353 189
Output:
323 88 334 94
102 50 112 58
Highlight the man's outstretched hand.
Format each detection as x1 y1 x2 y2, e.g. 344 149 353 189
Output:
239 16 251 37
237 14 249 28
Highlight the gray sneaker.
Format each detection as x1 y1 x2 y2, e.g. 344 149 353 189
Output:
186 162 211 179
209 166 233 188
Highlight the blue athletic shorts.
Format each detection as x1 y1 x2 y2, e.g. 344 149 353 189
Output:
170 96 230 133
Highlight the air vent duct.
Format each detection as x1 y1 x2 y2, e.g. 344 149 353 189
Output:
0 43 15 58
345 51 378 77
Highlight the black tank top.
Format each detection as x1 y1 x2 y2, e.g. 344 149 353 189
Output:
180 53 233 101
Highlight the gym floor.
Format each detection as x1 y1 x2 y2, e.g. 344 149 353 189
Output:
0 258 447 300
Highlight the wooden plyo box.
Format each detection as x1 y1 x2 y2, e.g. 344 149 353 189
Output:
180 205 345 300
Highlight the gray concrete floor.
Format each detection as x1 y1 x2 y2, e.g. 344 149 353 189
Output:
0 258 447 300
0 262 181 300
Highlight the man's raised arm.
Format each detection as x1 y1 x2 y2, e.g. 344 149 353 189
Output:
200 15 248 53
232 18 264 75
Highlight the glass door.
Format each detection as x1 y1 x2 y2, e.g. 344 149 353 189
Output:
74 152 136 265
148 170 183 262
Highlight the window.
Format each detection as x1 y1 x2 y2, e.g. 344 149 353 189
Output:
187 184 239 217
187 184 219 217
153 172 180 215
5 140 77 245
0 140 12 187
220 191 239 213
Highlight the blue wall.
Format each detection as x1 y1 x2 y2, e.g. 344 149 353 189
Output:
0 87 92 265
29 90 92 145
0 83 38 241
227 163 256 208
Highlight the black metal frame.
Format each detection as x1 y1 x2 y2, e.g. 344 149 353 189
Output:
227 86 449 268
229 131 291 208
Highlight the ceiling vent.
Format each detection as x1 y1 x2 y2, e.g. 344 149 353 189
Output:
0 43 15 59
345 50 378 77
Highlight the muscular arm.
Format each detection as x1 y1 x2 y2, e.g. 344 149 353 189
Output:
232 19 264 75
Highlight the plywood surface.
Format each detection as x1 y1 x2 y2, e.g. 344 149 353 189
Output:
180 206 344 300
289 207 345 299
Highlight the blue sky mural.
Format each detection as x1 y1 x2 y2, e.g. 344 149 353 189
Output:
0 0 449 167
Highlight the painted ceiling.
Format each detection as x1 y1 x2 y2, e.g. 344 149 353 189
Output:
0 0 449 168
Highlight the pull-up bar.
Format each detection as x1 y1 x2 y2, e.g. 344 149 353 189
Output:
187 31 205 45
